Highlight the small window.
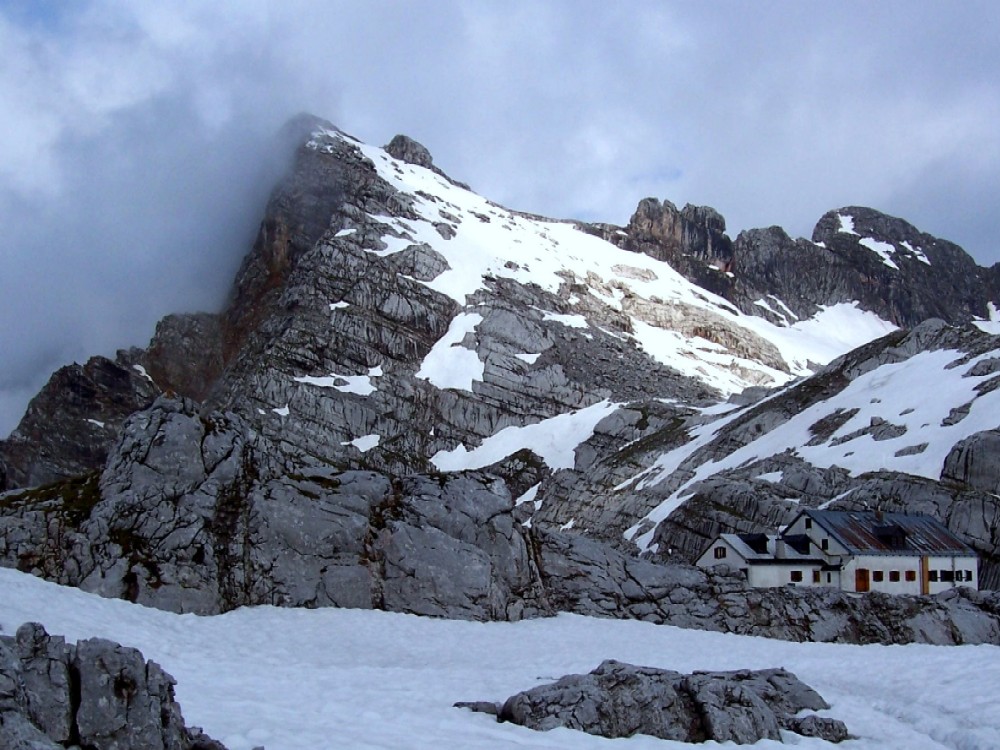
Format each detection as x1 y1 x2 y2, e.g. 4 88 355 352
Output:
790 570 803 583
940 570 955 583
805 518 812 530
963 570 974 582
873 570 884 582
905 570 916 582
812 570 821 583
821 538 829 551
929 570 939 582
714 546 727 559
889 570 900 582
827 573 832 583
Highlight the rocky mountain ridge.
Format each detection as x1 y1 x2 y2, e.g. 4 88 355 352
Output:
2 115 1000 641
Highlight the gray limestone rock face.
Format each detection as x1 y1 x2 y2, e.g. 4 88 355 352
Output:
786 714 851 742
580 322 1000 590
681 672 782 744
941 429 1000 494
607 199 999 333
373 474 548 620
494 660 845 744
721 206 996 328
74 637 175 750
622 198 735 301
0 712 63 750
0 394 549 620
627 198 733 265
11 623 72 743
0 623 227 750
6 112 1000 657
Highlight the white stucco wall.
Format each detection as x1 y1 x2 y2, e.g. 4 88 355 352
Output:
842 555 978 594
842 555 922 595
695 539 743 571
697 527 978 594
924 555 978 594
747 564 823 588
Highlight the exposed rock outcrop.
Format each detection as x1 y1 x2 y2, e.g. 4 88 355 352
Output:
0 396 550 619
603 200 1000 330
528 321 1000 590
942 429 1000 495
492 660 847 744
618 198 735 300
0 622 225 750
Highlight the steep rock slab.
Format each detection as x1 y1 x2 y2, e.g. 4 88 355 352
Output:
205 122 766 484
942 429 1000 495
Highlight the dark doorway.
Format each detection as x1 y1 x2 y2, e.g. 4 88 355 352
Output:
855 568 870 592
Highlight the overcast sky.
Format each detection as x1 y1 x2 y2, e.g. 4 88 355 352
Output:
2 1 999 436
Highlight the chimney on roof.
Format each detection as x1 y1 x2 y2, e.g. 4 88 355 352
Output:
875 509 884 523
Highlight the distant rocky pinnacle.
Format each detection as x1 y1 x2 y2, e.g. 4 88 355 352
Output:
1 115 999 640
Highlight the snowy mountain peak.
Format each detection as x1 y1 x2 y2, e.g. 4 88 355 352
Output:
1 115 999 628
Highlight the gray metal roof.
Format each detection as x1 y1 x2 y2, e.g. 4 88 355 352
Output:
798 509 976 557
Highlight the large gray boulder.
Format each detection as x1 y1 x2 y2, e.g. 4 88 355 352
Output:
493 660 847 744
0 623 226 750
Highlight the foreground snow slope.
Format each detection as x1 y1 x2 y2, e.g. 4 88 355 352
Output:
2 568 997 750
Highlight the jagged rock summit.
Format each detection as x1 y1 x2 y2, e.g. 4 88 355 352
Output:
1 114 999 635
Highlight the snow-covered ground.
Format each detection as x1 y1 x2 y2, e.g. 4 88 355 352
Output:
2 568 997 749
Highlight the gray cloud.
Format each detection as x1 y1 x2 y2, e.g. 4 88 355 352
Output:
2 1 999 435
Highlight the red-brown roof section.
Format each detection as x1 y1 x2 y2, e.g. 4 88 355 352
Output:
800 509 976 557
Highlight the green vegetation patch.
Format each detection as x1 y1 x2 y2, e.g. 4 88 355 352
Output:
0 470 102 526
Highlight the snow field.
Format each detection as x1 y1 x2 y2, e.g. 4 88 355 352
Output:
430 400 618 472
294 366 382 396
1 567 997 749
316 130 897 398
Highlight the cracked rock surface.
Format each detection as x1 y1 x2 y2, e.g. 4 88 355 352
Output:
0 622 226 750
490 660 848 744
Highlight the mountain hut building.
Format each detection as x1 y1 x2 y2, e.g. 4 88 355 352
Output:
696 509 978 595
